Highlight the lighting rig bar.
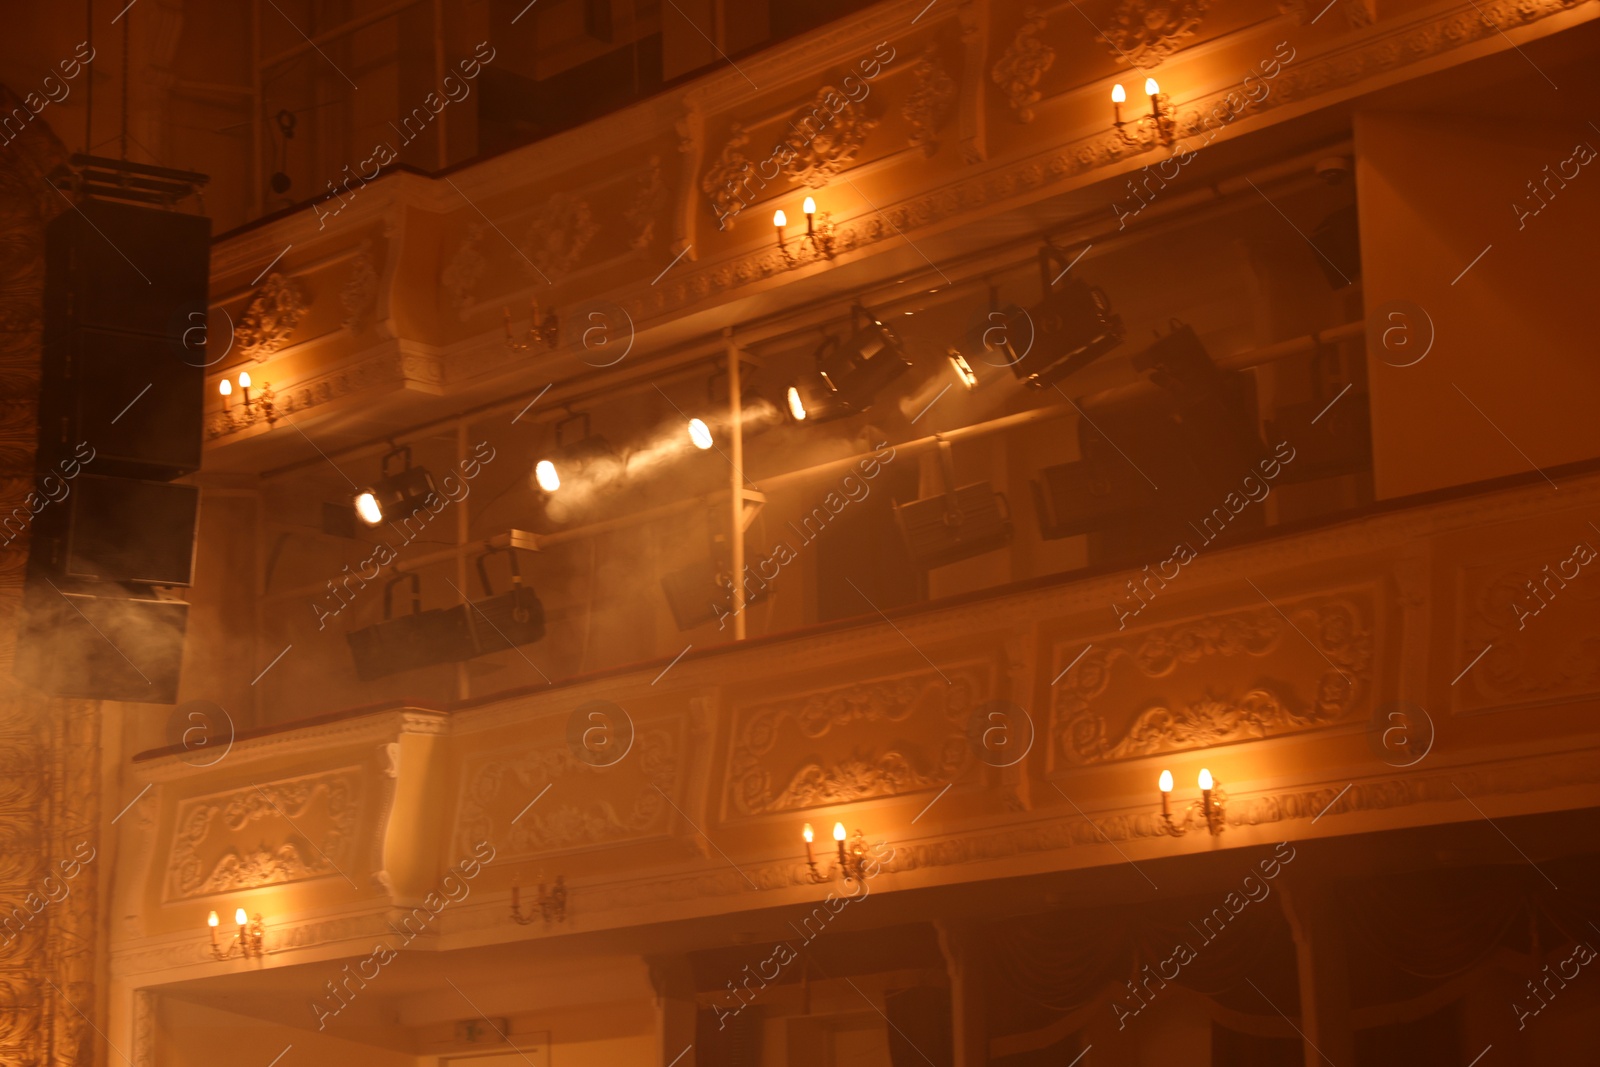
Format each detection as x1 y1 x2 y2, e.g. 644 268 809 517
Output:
52 153 208 207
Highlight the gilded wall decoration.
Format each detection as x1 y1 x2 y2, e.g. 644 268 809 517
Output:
236 272 306 361
780 86 879 187
340 240 378 331
700 123 753 230
991 11 1054 122
165 769 360 900
520 192 598 280
456 725 680 857
1053 596 1373 766
441 223 486 320
1457 552 1600 710
625 155 670 251
727 667 982 817
903 47 957 156
1105 0 1213 68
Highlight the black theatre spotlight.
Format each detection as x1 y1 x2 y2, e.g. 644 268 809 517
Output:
535 411 617 493
354 445 437 527
893 439 1012 569
1006 244 1125 389
786 304 913 423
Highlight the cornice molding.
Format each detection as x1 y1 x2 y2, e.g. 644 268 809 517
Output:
133 708 448 782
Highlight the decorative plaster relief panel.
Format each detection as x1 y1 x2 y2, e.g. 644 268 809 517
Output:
1050 586 1377 769
454 714 687 860
1454 538 1600 713
164 767 362 901
724 663 987 818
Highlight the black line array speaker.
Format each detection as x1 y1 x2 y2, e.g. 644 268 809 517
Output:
16 195 210 705
15 577 189 704
29 473 199 585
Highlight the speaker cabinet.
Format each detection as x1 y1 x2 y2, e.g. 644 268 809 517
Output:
44 199 211 341
40 329 204 477
15 580 188 704
30 473 199 585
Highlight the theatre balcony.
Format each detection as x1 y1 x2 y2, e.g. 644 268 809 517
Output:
1 0 1597 1065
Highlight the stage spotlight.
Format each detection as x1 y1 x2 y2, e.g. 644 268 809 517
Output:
893 440 1012 568
946 348 978 390
1008 244 1125 389
785 304 912 423
536 412 615 493
688 417 713 450
354 445 437 527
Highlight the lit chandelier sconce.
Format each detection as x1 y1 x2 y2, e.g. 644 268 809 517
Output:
803 821 870 886
1157 768 1226 836
503 297 560 353
510 874 567 926
217 370 275 426
1112 79 1176 149
773 197 837 265
207 907 265 959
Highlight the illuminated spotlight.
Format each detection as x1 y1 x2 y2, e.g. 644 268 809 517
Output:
785 304 912 423
687 418 713 450
1008 244 1125 389
353 444 437 527
535 411 615 494
946 348 978 390
893 440 1012 569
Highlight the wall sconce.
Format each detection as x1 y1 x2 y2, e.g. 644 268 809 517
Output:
1157 767 1226 836
504 297 560 353
1112 78 1175 148
510 875 567 926
220 371 274 424
774 197 836 264
803 821 870 885
208 907 265 959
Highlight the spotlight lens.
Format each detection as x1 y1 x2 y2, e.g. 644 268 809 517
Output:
948 350 978 390
786 386 808 422
354 491 383 526
535 459 561 493
688 418 713 450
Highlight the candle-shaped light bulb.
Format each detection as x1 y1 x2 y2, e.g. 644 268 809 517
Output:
1145 77 1160 98
833 822 847 842
1198 768 1213 791
803 823 814 843
219 379 232 401
1158 769 1172 816
773 209 787 247
802 197 817 235
237 372 251 390
803 822 816 866
208 910 220 927
235 908 248 926
1112 83 1126 103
